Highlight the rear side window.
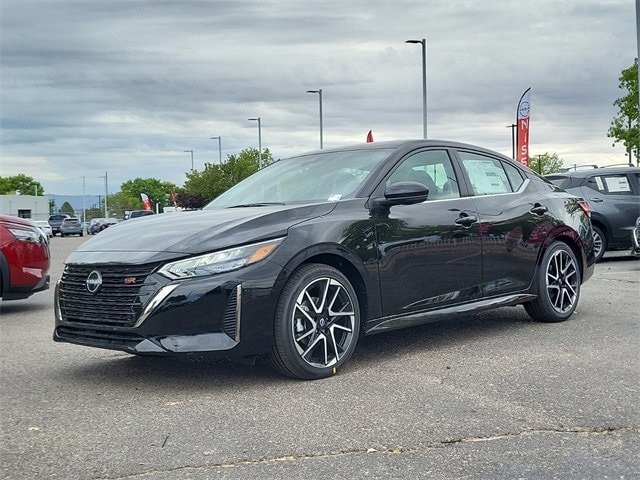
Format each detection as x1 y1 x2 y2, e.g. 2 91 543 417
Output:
503 162 525 191
457 151 513 195
587 174 633 195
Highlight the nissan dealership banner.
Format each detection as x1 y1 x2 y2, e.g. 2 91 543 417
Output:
516 87 531 167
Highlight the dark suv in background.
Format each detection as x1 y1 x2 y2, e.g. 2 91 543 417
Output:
48 214 70 237
546 166 640 261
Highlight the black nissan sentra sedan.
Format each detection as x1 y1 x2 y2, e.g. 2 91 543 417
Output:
54 140 595 379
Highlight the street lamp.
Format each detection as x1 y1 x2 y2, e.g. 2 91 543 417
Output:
405 38 427 139
306 89 323 149
248 117 262 168
184 149 194 172
210 136 222 163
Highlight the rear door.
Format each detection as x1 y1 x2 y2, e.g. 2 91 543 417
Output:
453 149 547 297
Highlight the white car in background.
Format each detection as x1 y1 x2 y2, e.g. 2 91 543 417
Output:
33 220 53 239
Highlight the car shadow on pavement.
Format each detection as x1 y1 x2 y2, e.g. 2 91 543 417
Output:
0 301 52 315
353 305 535 364
54 305 540 389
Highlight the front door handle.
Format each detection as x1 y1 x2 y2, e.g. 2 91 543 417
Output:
455 215 478 227
590 198 604 203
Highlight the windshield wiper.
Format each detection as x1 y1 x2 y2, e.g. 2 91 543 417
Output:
227 202 286 208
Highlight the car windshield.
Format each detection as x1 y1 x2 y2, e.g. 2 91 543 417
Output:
206 148 393 208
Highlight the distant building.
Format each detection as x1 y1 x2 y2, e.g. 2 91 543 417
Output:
0 195 50 221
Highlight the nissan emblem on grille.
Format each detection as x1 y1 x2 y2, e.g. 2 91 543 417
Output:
86 270 103 294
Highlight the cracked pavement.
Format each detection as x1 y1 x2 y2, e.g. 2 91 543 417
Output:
1 239 638 479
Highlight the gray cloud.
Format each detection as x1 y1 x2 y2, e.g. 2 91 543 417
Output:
1 0 635 194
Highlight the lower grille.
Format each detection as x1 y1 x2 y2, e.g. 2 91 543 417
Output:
56 326 144 349
59 263 161 327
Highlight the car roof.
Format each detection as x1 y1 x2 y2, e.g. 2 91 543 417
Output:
293 139 514 159
547 166 640 179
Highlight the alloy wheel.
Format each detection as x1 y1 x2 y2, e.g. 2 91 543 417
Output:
545 249 579 314
592 229 603 260
291 277 356 369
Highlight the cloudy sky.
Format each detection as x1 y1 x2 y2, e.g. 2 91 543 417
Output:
1 0 636 195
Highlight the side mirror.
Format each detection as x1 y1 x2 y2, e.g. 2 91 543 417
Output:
373 181 429 208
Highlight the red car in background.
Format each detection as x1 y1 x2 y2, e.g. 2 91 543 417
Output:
0 215 51 301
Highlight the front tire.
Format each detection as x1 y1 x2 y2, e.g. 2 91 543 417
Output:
269 264 360 380
525 242 581 322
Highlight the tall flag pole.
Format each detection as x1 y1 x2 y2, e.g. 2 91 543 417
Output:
516 87 531 167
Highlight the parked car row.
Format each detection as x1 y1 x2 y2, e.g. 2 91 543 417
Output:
545 166 640 262
33 220 53 239
88 218 121 234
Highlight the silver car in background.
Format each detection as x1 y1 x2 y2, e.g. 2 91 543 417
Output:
59 217 83 237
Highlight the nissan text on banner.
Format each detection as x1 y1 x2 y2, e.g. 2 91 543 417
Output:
516 87 531 167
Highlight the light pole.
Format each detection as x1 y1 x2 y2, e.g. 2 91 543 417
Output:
248 117 262 168
98 172 108 217
80 176 86 224
405 38 427 139
184 149 194 172
210 136 222 163
306 89 323 149
506 124 517 159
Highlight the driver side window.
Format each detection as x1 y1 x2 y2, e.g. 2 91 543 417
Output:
387 150 460 200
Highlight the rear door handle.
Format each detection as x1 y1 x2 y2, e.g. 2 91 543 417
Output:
530 204 548 215
590 198 604 203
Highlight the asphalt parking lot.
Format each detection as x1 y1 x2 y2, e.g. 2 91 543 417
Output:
1 235 638 479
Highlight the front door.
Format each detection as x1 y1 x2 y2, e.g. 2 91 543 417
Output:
373 149 482 319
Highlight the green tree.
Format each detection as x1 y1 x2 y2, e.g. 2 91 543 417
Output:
115 177 180 213
0 174 45 195
84 207 104 221
60 201 75 216
608 59 639 165
184 148 273 202
106 191 140 219
529 152 564 175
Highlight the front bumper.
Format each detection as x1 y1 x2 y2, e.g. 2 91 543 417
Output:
53 260 282 356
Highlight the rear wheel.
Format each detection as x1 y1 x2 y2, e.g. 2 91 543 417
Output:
269 264 360 380
525 242 581 322
592 225 606 262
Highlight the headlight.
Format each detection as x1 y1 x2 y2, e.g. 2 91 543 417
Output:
8 227 42 243
158 238 284 279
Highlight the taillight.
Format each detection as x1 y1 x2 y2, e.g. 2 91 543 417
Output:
578 200 591 218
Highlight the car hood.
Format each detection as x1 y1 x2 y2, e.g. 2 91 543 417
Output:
66 203 335 264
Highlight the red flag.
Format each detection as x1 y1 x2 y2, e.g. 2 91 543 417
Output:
366 130 374 143
516 88 531 167
140 193 152 211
